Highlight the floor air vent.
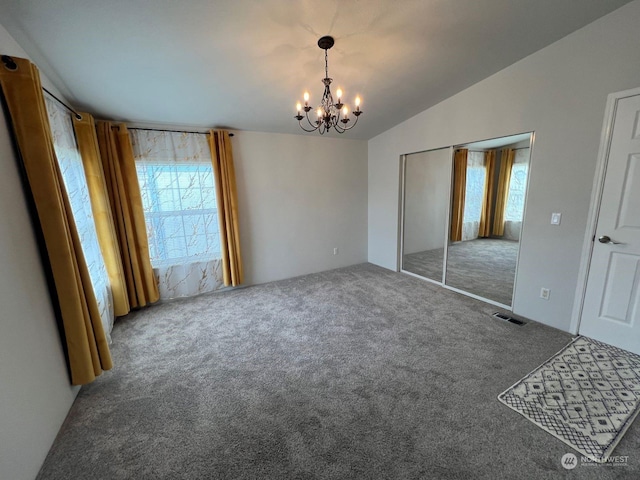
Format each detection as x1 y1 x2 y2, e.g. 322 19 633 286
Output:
493 312 526 326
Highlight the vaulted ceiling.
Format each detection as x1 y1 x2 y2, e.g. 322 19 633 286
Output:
0 0 632 139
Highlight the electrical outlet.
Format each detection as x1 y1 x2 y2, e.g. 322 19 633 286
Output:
333 247 339 255
540 288 550 300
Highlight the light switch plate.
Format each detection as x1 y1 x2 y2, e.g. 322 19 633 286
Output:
551 212 562 225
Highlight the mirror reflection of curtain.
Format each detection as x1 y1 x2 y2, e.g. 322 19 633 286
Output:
503 148 529 240
478 150 496 237
493 148 515 236
461 152 486 241
450 149 468 242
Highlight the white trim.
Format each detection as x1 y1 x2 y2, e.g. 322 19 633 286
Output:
400 268 443 286
443 285 512 310
397 147 452 276
570 86 640 335
397 154 406 272
510 132 535 312
442 146 454 284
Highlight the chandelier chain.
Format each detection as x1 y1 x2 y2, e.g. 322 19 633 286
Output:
325 49 329 79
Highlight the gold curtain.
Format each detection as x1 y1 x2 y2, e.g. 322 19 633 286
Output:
493 148 515 236
450 149 468 242
208 130 243 286
0 56 112 384
73 114 130 316
95 121 159 307
478 150 496 238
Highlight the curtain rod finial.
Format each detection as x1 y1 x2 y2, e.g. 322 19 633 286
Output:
1 55 18 71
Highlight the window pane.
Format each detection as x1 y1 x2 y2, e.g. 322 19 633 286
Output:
156 188 179 212
45 96 114 340
131 129 221 267
201 187 216 207
180 186 203 210
505 155 529 222
463 168 486 223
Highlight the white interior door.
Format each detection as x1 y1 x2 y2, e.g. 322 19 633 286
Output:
579 92 640 354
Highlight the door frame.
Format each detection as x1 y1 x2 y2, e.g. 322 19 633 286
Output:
570 86 640 335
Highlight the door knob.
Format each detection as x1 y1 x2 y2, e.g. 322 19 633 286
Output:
598 235 623 245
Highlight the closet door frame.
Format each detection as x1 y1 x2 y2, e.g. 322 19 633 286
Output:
398 146 453 286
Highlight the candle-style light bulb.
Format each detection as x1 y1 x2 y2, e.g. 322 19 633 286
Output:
355 96 361 110
317 108 322 118
342 106 349 117
336 88 343 101
296 102 302 113
303 92 310 104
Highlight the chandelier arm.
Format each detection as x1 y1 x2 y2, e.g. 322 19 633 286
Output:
302 109 321 130
333 122 347 134
331 115 343 133
337 114 360 132
298 120 320 133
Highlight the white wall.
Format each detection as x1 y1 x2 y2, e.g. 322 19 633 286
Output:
232 131 368 285
368 0 640 332
0 24 79 480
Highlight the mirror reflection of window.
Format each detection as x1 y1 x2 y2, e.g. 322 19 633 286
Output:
503 148 530 241
505 151 529 220
462 152 486 241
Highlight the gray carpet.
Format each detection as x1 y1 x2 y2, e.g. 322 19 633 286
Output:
37 264 640 479
403 248 445 282
403 239 518 306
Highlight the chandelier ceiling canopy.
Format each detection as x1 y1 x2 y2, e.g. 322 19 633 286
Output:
294 36 362 135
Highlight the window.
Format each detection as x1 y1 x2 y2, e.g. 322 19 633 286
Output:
504 149 529 222
463 151 486 224
44 96 114 339
131 130 221 268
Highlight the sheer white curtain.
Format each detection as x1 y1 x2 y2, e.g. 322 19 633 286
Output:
44 97 114 341
130 129 224 300
462 151 486 241
504 148 530 241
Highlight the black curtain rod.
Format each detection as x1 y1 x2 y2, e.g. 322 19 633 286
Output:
130 127 234 137
42 92 236 137
42 87 82 120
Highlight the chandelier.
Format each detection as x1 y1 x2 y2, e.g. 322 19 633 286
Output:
294 36 362 134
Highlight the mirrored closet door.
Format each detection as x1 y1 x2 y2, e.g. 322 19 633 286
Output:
400 133 533 308
401 147 452 282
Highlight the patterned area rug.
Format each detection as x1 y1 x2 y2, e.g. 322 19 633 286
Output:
499 336 640 462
